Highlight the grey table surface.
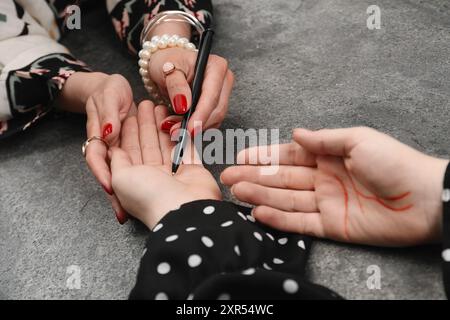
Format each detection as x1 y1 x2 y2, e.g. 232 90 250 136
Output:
0 0 449 300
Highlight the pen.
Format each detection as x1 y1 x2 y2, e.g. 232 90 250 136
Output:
172 29 215 175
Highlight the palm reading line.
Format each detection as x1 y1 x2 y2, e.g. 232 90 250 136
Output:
333 173 413 239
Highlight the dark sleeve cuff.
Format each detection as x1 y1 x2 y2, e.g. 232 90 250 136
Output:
129 200 340 300
1 53 90 138
442 162 450 298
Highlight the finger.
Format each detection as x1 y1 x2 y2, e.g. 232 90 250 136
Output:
128 102 138 116
85 97 112 194
97 84 132 145
221 165 316 190
120 116 142 165
109 193 129 225
203 70 234 130
237 142 317 166
232 182 318 213
160 115 183 133
166 69 192 115
293 128 364 157
253 206 324 237
110 147 133 173
154 105 176 165
187 55 228 134
137 100 163 165
169 121 182 137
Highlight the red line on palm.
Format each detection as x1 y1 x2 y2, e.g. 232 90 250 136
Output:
333 173 413 239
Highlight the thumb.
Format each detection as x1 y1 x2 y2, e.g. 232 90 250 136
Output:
293 128 362 157
110 147 133 175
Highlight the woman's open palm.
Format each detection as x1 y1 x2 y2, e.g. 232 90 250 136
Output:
110 101 221 229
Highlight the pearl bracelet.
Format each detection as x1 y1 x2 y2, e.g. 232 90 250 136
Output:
138 34 197 108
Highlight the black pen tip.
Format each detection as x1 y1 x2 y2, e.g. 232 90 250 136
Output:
171 164 178 176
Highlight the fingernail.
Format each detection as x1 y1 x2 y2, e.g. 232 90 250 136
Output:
161 120 177 132
173 94 188 114
170 127 181 140
102 123 113 139
115 211 128 225
103 185 113 195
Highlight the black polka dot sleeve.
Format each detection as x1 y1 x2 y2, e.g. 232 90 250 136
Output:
129 200 341 300
442 162 450 298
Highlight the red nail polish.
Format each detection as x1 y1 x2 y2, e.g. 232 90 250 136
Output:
173 94 188 114
116 211 128 225
102 123 113 139
103 185 113 196
161 120 177 132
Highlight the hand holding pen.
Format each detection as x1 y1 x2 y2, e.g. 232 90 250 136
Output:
172 29 215 174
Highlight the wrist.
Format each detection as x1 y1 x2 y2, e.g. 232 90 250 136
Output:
144 194 222 230
57 72 108 113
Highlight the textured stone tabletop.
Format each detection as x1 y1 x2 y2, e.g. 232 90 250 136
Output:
0 0 449 299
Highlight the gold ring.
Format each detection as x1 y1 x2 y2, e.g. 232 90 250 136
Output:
82 136 109 158
162 62 187 79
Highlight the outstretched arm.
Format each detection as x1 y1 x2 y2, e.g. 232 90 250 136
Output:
222 127 449 247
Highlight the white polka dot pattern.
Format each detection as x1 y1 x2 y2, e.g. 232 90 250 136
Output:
263 263 272 270
157 262 171 275
203 206 215 215
273 258 284 264
443 249 450 262
298 240 306 250
242 268 255 275
218 293 231 300
221 221 234 227
283 279 299 294
155 292 168 300
443 189 450 202
136 203 319 300
253 232 263 241
201 236 214 248
153 223 163 232
188 254 202 268
237 211 247 220
165 235 178 242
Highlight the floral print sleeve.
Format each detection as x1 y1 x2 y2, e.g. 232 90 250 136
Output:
1 53 90 139
107 0 213 54
0 0 213 138
0 0 91 139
